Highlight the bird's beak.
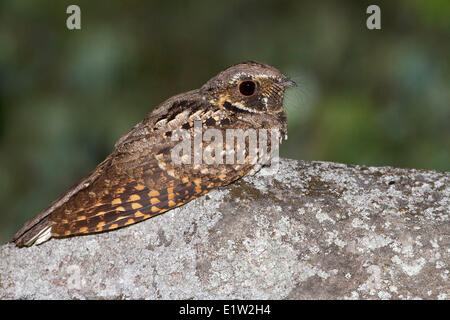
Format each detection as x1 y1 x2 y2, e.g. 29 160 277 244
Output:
280 77 297 87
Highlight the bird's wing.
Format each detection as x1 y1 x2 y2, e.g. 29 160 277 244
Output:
13 99 254 246
50 100 252 237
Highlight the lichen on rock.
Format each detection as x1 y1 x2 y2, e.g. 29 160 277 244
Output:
0 159 448 299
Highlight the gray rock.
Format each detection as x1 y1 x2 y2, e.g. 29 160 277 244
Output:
0 159 449 299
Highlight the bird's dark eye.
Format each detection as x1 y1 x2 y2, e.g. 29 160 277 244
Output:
239 81 256 96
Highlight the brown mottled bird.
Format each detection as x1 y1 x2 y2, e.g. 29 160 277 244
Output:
12 61 295 247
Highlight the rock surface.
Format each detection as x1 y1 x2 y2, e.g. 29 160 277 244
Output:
0 159 449 299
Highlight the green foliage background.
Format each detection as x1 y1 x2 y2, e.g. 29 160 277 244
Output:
0 0 449 243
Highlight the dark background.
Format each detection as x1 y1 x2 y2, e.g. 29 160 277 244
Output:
0 0 449 244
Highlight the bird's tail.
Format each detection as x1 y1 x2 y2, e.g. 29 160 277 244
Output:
11 215 53 247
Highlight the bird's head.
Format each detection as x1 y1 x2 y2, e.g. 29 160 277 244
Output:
201 61 296 115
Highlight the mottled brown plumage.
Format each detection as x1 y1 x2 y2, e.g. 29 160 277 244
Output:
12 61 295 247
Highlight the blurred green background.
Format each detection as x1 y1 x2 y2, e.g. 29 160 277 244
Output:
0 0 449 244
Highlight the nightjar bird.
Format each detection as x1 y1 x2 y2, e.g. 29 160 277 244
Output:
12 61 296 247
